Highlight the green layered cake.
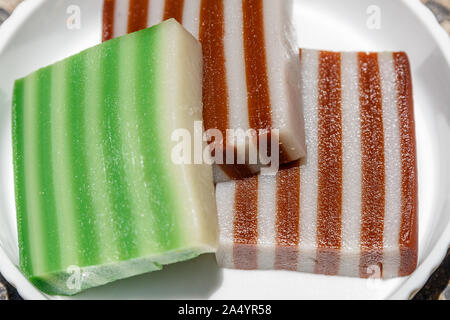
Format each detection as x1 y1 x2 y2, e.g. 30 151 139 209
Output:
12 19 217 295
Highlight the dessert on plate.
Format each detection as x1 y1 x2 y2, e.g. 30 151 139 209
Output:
10 1 419 296
215 49 418 278
12 20 217 295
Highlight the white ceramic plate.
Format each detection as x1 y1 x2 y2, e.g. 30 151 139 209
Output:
0 0 449 300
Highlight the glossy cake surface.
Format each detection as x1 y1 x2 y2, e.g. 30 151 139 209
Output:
103 0 307 181
12 20 217 295
216 49 418 278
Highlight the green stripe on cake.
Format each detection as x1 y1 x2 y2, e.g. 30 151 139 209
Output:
134 28 183 253
83 47 118 264
118 25 170 255
35 69 62 274
100 37 138 262
66 51 100 266
24 72 56 276
12 79 31 276
50 62 81 270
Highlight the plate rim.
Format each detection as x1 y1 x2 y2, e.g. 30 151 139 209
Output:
0 0 449 300
386 0 450 300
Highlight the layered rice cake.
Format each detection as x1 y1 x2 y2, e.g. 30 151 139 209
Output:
12 20 217 295
215 49 418 278
102 0 307 180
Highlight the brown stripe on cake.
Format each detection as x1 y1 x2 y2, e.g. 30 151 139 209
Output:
275 164 300 271
200 0 254 179
102 0 115 42
214 142 256 180
242 0 290 165
358 52 385 278
127 0 149 34
315 51 343 276
393 52 418 277
199 0 229 145
219 164 256 181
163 0 185 23
242 0 272 131
233 176 259 269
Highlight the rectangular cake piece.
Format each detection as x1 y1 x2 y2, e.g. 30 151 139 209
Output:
12 19 217 295
216 49 418 278
103 0 307 181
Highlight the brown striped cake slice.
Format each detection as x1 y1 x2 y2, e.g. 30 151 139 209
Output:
102 0 307 181
216 49 418 278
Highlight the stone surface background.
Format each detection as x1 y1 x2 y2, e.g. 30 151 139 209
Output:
422 0 450 34
0 0 448 300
